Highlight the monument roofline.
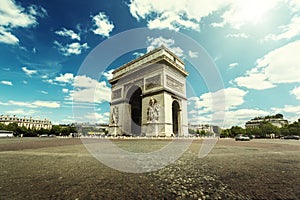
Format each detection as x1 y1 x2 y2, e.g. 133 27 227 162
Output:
109 46 188 83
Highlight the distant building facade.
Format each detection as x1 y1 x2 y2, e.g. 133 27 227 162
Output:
245 115 288 129
0 115 52 130
189 124 220 135
74 122 109 136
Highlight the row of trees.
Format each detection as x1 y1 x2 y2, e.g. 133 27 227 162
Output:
0 122 77 137
221 120 300 138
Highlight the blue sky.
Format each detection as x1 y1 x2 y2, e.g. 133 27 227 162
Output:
0 0 300 127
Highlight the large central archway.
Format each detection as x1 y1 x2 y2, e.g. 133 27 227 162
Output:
128 86 142 136
172 101 180 136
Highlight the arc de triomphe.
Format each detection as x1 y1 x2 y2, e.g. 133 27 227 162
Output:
108 46 188 137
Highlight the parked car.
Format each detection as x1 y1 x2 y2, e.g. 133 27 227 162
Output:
39 134 48 137
235 134 250 141
49 134 56 137
283 135 300 140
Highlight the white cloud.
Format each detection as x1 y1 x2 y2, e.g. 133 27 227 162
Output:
228 62 238 68
234 69 276 90
264 4 300 40
55 28 80 41
0 0 36 27
41 90 48 94
189 108 267 128
102 69 114 80
27 4 47 18
54 73 74 83
1 80 13 86
271 105 300 115
188 87 249 127
226 33 249 38
188 50 198 58
45 79 54 84
62 88 69 93
0 26 19 44
147 11 200 31
86 112 109 123
265 16 300 41
6 109 35 115
133 52 144 58
223 109 269 127
54 41 89 56
0 0 46 45
234 40 300 90
92 12 114 37
22 66 37 76
147 36 184 57
287 0 300 12
188 108 269 128
189 87 247 117
32 101 60 108
220 0 280 29
8 100 32 107
290 86 300 100
129 0 283 31
5 100 60 108
73 112 110 123
66 75 111 104
129 0 226 31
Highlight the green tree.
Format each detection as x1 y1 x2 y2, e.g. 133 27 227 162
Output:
280 127 289 136
0 122 6 130
6 122 18 133
287 121 300 136
37 128 50 136
200 130 206 136
230 126 245 137
260 122 280 137
288 127 298 135
188 128 197 134
24 128 38 137
275 113 283 118
246 127 262 137
50 125 61 136
61 128 69 136
16 126 27 137
220 129 231 138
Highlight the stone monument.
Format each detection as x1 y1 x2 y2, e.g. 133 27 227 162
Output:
108 46 188 137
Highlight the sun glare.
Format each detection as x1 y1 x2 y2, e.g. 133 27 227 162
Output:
225 0 276 28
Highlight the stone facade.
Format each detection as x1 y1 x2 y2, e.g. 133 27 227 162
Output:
245 117 288 129
108 46 188 137
0 115 52 130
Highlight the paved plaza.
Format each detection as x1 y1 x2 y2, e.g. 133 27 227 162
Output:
0 138 299 199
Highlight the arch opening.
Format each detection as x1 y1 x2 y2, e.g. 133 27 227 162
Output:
172 101 180 136
128 86 142 136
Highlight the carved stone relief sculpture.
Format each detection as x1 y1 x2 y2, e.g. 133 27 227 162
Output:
147 97 160 123
111 106 119 125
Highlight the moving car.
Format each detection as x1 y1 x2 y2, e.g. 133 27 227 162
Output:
235 134 250 141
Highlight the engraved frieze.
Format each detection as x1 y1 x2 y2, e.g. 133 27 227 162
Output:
145 74 161 90
112 88 122 100
166 75 184 93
